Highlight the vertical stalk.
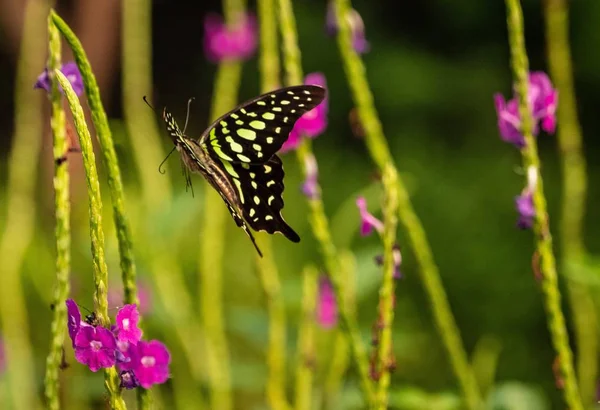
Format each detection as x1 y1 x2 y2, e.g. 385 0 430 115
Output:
504 1 582 409
56 70 125 409
0 1 47 409
257 1 290 409
276 0 375 405
323 250 356 408
294 265 318 410
374 165 399 408
122 0 171 209
43 14 71 410
543 0 597 404
121 1 161 406
199 2 248 408
332 0 481 408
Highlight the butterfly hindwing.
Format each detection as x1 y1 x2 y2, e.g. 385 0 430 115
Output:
201 85 326 164
217 154 299 242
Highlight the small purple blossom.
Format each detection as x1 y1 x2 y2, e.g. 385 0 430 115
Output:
317 277 337 328
115 339 137 371
494 71 558 147
119 370 140 390
34 62 84 96
375 244 403 279
281 73 329 153
515 191 535 229
301 153 320 199
204 12 257 62
66 299 82 346
115 304 143 344
74 326 117 372
325 2 369 54
133 340 171 389
356 196 383 236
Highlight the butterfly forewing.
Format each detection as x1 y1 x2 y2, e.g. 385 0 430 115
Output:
201 85 326 164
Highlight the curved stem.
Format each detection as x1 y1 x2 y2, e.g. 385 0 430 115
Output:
51 10 139 308
504 1 583 409
56 69 125 409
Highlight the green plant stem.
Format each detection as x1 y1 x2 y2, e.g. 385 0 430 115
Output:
323 250 356 408
0 1 47 409
56 70 125 410
332 1 482 409
294 265 318 410
374 165 399 408
120 1 161 406
51 10 138 307
255 233 291 410
259 0 281 90
543 0 597 404
504 1 582 409
44 15 71 410
199 2 248 405
276 0 375 405
122 0 171 210
257 1 291 409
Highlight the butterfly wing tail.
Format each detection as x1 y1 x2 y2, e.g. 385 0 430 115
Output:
275 218 300 243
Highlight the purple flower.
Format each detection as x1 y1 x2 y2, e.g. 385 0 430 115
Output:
325 2 369 54
66 299 82 346
301 153 320 199
515 190 535 229
34 62 84 96
119 370 140 390
204 12 257 62
132 340 171 388
317 277 337 328
375 244 403 279
115 339 137 371
356 196 383 236
74 326 117 372
494 71 558 147
281 73 329 153
115 304 143 344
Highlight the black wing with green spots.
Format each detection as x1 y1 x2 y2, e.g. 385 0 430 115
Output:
200 85 326 164
161 85 326 256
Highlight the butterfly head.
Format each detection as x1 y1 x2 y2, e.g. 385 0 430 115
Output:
162 108 184 145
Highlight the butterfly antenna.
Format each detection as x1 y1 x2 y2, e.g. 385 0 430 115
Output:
158 146 177 174
183 97 195 135
143 95 157 112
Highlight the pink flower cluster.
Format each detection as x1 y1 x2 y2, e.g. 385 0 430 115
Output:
66 299 170 389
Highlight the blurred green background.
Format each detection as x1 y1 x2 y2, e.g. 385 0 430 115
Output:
1 0 600 409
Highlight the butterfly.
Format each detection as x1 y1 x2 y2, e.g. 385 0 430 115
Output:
160 85 327 257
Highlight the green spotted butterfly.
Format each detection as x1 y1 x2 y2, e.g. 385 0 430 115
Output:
161 85 326 257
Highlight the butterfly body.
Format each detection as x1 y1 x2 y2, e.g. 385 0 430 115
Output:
161 85 326 256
